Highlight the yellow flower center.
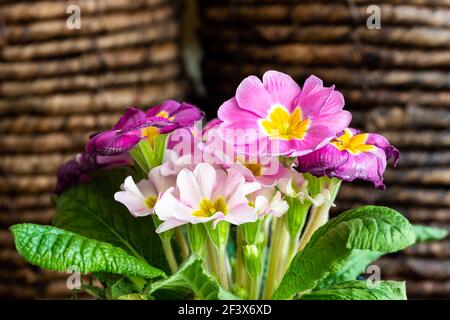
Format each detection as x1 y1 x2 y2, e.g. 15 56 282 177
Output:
156 110 175 121
145 196 157 209
331 129 376 155
139 110 173 147
243 162 263 176
192 198 228 218
259 105 311 140
141 126 160 148
236 157 263 176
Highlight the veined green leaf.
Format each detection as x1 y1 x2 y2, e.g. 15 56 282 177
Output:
316 249 383 289
299 280 406 300
148 255 239 300
273 206 415 300
53 169 168 272
10 224 165 279
317 223 448 289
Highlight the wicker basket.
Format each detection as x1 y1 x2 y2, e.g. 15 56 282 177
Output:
0 0 188 299
199 0 450 299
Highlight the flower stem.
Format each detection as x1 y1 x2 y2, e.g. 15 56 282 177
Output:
263 216 290 299
235 228 248 290
161 237 178 274
248 276 260 300
175 228 189 260
297 203 331 252
297 179 341 252
217 244 229 290
206 240 218 275
286 237 298 271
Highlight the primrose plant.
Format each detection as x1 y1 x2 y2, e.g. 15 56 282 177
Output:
11 71 447 300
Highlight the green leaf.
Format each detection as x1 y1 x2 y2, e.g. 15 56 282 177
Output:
148 255 239 300
317 224 448 289
316 249 383 289
53 169 168 272
299 280 407 300
10 223 165 279
273 206 415 300
413 224 448 243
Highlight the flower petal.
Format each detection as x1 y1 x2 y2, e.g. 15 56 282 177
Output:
295 75 335 118
86 130 142 156
236 75 274 118
225 204 258 225
156 218 188 233
113 108 146 130
154 187 193 221
193 163 217 200
262 70 301 111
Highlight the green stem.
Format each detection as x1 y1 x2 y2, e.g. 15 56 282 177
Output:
263 216 290 299
297 179 341 253
217 245 229 290
275 227 290 285
175 228 189 260
297 203 331 252
235 228 248 290
161 237 178 274
206 240 218 275
286 237 298 271
248 276 260 300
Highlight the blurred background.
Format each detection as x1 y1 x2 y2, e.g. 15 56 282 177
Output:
0 0 449 299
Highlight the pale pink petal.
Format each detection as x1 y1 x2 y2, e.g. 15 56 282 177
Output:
156 218 188 233
211 212 227 228
149 166 176 195
193 163 217 200
235 75 274 118
267 191 289 217
262 70 301 111
154 187 193 221
114 190 152 217
258 158 290 186
254 195 269 216
122 176 145 198
225 204 258 225
136 179 157 198
160 150 196 176
211 169 232 199
242 181 261 196
176 168 204 208
227 163 257 183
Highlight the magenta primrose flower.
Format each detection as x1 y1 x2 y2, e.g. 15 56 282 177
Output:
87 101 204 156
218 71 351 157
296 128 400 189
56 100 203 193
